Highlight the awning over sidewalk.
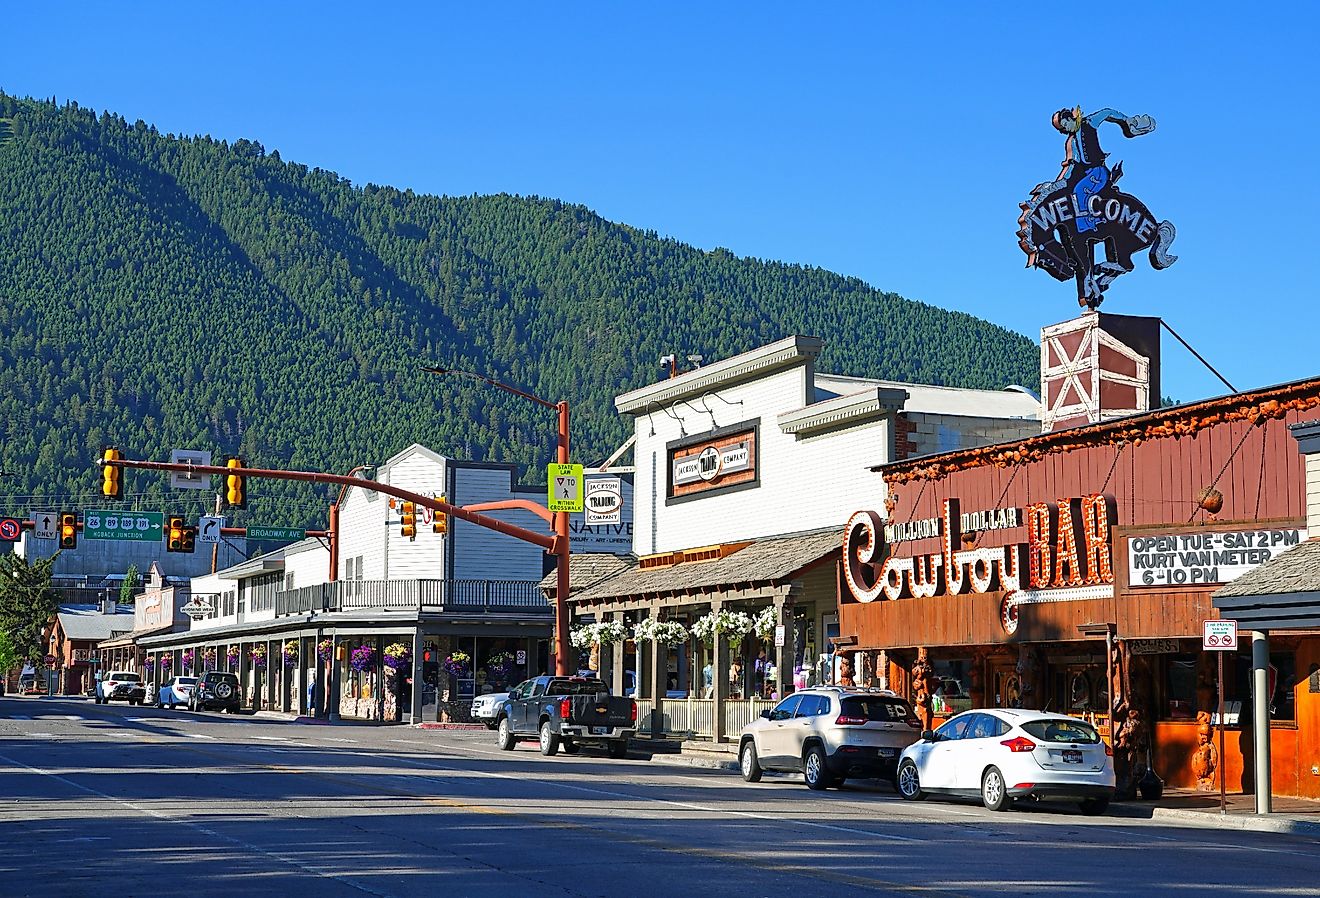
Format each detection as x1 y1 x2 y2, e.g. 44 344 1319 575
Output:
1213 538 1320 630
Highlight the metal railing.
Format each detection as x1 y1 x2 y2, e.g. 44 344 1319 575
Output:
271 579 548 617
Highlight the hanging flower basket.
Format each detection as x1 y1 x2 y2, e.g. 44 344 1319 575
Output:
486 651 515 679
350 645 376 673
691 609 755 648
142 657 155 672
249 644 268 670
181 649 195 672
443 650 471 679
225 646 240 670
383 642 411 670
753 606 778 641
202 647 217 670
569 620 628 649
283 641 299 668
633 618 690 647
317 638 334 663
160 654 173 670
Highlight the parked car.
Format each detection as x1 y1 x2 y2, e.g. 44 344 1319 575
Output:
738 687 921 790
189 671 242 713
471 691 510 728
896 708 1115 815
96 671 146 705
157 676 199 709
496 676 636 757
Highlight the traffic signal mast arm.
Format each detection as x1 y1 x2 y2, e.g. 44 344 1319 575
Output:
105 458 558 551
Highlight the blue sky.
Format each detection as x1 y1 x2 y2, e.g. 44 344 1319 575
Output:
6 3 1315 401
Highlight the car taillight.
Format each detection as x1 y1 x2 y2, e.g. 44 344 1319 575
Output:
835 715 867 726
559 697 571 718
1000 736 1037 753
630 700 637 723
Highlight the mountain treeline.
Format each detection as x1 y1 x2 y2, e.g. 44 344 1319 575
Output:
0 93 1038 529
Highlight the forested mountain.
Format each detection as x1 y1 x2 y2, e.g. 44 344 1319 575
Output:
0 94 1038 528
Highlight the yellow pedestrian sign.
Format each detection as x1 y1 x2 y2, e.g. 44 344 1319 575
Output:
547 463 584 513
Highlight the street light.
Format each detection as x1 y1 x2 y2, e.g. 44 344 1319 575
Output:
422 365 573 675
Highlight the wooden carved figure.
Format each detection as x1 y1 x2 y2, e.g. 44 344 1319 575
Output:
911 648 935 730
1191 711 1218 791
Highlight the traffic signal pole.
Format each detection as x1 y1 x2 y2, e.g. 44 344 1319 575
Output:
105 459 557 553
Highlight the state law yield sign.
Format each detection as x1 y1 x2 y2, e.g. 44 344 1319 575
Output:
547 463 584 513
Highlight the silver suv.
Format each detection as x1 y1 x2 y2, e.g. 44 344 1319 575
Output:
738 687 921 790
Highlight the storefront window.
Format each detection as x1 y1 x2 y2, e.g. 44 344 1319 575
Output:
931 659 973 716
1163 654 1198 720
1230 648 1296 723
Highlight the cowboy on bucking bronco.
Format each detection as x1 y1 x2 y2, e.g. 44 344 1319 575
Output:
1052 106 1155 233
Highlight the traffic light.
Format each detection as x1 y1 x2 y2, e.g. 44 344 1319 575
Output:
59 512 78 550
432 495 448 533
101 447 122 499
225 456 246 510
166 515 185 552
181 525 197 554
401 501 416 538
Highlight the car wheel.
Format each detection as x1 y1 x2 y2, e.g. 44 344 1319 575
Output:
539 721 560 756
981 766 1010 812
496 717 516 751
803 745 831 790
1079 797 1110 816
606 740 628 759
897 760 925 800
740 740 763 783
561 738 580 754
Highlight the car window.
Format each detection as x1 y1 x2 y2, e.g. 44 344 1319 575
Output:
795 695 828 717
770 695 803 721
839 697 912 722
1023 719 1101 744
530 680 547 697
117 673 141 683
178 677 197 686
936 715 971 740
965 713 1002 740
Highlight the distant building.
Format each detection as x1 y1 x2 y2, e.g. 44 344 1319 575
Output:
45 599 136 695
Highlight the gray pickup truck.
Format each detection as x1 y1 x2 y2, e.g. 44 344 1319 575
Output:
495 675 636 758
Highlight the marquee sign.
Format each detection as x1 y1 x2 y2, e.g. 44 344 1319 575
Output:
844 494 1116 604
1128 528 1304 588
1017 107 1177 309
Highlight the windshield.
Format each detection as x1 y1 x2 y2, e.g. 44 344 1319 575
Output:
547 679 608 695
177 677 198 686
115 673 141 683
1022 719 1101 744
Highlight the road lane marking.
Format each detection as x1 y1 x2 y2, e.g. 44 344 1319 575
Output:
181 733 217 740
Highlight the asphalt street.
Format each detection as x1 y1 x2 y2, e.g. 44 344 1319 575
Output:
1 695 1316 897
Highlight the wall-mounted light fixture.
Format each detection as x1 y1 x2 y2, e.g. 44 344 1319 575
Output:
699 391 744 429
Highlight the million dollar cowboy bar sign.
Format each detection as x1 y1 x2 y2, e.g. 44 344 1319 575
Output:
842 495 1116 632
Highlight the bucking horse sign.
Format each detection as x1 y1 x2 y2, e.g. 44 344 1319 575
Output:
1018 107 1177 309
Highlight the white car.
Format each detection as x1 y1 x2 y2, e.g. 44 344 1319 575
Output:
157 676 199 709
471 692 509 729
896 708 1115 815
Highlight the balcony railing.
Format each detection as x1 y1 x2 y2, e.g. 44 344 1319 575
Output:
272 579 548 617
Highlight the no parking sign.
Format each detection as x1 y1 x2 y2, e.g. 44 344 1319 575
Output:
1203 619 1238 651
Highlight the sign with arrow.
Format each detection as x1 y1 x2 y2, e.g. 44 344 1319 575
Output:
83 510 164 542
33 511 56 540
0 518 20 542
198 515 224 544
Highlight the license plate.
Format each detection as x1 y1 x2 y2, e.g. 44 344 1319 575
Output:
591 726 609 735
878 748 897 758
1062 749 1083 764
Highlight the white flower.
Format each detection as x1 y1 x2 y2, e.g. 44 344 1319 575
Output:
569 620 629 648
633 618 689 646
753 606 777 640
691 609 755 646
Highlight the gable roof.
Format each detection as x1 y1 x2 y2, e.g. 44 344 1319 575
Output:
57 609 135 641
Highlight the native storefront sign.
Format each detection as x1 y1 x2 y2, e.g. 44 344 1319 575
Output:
1017 107 1177 309
1127 528 1304 588
668 423 758 501
845 494 1115 604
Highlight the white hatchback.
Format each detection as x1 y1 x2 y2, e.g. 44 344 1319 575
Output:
896 708 1115 815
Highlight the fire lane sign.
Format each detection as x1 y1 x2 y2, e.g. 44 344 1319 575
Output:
1203 619 1238 651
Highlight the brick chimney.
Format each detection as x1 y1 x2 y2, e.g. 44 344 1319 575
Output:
1040 311 1161 433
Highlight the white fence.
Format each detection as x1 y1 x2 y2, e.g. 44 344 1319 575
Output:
634 697 776 740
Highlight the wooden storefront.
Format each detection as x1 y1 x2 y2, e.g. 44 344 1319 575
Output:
839 377 1320 799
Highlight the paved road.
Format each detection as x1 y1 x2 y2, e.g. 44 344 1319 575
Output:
1 695 1317 897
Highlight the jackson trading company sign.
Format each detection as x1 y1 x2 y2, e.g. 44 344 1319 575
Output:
669 424 757 500
844 495 1116 635
1017 107 1177 310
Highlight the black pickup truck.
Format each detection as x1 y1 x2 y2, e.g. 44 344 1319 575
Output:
495 675 636 757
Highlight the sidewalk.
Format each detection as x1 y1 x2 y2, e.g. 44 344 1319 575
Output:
1109 788 1320 838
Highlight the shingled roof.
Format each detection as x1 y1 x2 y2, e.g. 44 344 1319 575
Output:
567 527 841 604
539 553 636 599
1214 538 1320 598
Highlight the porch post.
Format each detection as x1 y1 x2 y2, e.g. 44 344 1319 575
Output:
610 612 626 696
646 606 666 737
773 592 792 699
328 633 341 722
376 634 386 723
410 628 425 724
711 600 727 743
1252 630 1272 814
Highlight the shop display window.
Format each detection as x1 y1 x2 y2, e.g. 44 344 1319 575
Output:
1229 648 1296 723
1162 654 1199 721
930 659 973 715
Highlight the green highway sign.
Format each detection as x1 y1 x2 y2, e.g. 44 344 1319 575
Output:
247 526 306 541
83 510 164 542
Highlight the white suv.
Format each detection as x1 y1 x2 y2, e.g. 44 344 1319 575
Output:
738 687 921 790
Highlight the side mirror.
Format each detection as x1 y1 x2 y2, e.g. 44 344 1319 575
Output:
921 730 938 742
759 709 772 720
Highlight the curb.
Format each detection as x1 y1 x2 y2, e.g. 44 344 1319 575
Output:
650 753 739 771
416 722 487 731
1145 806 1320 838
